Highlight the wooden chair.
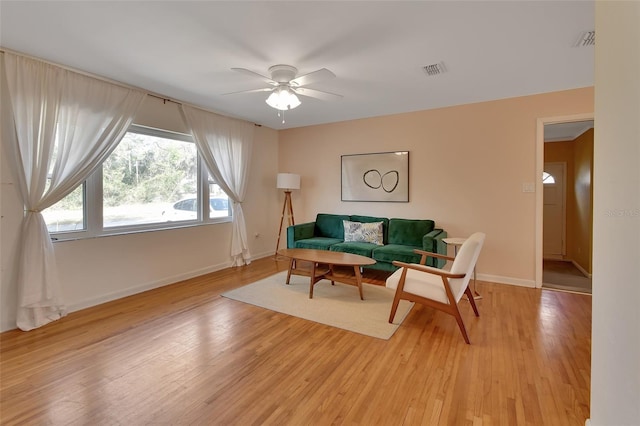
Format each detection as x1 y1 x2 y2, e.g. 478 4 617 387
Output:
386 232 486 344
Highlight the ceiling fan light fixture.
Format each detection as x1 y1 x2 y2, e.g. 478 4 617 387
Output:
266 87 301 111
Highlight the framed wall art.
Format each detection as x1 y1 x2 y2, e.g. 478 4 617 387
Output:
341 151 409 202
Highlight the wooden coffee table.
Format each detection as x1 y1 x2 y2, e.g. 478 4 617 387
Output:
277 248 376 299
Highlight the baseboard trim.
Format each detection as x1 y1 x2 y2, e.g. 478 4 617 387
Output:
572 260 592 278
1 252 284 333
543 254 564 260
2 256 540 333
67 250 284 315
67 260 232 314
476 273 536 288
67 249 283 314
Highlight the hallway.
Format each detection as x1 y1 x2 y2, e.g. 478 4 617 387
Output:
543 259 592 294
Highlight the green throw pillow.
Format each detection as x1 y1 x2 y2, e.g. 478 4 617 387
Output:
343 220 384 245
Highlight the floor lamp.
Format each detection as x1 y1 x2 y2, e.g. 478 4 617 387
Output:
275 173 300 256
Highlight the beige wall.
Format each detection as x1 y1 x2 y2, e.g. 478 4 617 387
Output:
280 88 594 285
0 95 281 331
572 128 594 273
543 128 594 274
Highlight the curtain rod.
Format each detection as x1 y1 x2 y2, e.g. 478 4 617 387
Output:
0 46 262 127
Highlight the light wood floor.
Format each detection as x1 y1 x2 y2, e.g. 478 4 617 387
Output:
0 257 591 425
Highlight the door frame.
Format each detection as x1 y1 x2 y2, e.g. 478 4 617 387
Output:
535 113 594 288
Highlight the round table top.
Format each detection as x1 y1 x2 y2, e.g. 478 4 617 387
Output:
443 237 467 246
278 248 376 266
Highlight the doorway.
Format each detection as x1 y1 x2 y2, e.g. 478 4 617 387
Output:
536 115 594 294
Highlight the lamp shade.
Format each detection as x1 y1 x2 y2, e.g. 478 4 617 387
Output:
277 173 300 190
266 88 301 111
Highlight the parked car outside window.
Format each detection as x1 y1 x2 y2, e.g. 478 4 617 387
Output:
162 197 230 220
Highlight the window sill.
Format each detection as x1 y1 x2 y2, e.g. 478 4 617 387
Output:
50 217 233 243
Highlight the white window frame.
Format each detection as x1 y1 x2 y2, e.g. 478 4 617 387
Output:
49 124 232 242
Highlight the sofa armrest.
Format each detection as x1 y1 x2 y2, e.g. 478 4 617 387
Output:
286 222 316 248
422 229 448 268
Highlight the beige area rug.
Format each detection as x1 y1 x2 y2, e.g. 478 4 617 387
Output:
222 271 414 340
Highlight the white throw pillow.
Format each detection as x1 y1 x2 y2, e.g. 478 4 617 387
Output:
343 220 384 245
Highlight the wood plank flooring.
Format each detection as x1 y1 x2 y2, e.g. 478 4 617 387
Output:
0 257 591 425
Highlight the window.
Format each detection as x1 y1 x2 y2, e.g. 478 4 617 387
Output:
42 184 85 233
208 174 230 219
43 125 231 239
542 171 556 184
102 129 198 228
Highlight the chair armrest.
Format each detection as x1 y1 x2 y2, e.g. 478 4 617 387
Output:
392 261 466 279
422 229 448 268
286 222 316 248
413 249 455 262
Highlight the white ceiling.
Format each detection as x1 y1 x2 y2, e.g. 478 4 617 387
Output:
545 120 594 142
0 1 595 130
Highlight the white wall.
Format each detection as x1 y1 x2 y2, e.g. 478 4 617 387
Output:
0 95 281 332
590 2 640 425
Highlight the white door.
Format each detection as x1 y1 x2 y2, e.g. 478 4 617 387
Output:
543 162 566 258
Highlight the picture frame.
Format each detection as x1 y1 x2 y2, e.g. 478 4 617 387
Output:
341 151 409 202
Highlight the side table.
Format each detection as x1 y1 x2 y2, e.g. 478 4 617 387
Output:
443 237 482 300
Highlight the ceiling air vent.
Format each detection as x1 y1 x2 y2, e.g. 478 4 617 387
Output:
575 30 595 47
422 62 446 76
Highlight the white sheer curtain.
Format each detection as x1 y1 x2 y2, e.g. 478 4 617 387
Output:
180 105 254 266
1 52 145 330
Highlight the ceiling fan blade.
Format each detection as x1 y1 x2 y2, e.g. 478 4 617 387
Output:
221 87 273 96
231 68 278 85
290 68 336 87
293 87 343 101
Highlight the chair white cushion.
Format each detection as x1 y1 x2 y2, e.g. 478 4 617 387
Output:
386 267 451 304
386 233 486 305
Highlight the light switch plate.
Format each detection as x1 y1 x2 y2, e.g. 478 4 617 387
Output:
522 183 535 193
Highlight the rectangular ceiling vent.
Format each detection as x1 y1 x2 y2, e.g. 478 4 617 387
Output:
575 30 595 47
422 62 446 76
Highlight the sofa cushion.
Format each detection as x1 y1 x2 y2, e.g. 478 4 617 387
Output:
294 237 343 250
388 219 435 247
372 244 422 265
315 214 351 239
349 215 390 244
330 241 377 257
343 220 384 245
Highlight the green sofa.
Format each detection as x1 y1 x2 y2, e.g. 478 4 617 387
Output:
286 213 448 272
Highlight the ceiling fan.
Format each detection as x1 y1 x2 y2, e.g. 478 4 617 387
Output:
224 64 343 114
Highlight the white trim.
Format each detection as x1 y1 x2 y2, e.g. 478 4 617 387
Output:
572 260 592 278
543 254 565 261
0 263 538 332
66 248 279 315
66 260 232 313
1 249 278 332
476 273 536 288
536 113 594 288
